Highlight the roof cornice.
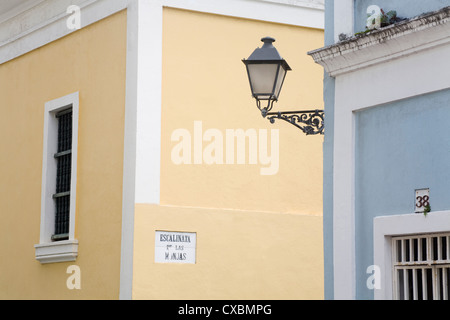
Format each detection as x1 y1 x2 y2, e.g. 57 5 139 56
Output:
308 6 450 76
256 0 324 11
0 0 324 65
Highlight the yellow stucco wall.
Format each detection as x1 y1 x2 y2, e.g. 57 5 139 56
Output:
160 8 324 215
0 10 127 299
132 8 324 300
133 204 323 300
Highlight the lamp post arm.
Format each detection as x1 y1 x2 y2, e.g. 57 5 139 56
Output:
264 109 324 135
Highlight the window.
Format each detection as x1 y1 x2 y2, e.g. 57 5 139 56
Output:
393 233 450 300
35 92 79 264
373 211 450 300
52 108 73 241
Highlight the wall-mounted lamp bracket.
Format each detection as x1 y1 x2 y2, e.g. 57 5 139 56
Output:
258 101 324 135
244 37 325 135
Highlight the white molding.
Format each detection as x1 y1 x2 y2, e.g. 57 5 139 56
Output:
310 8 450 76
119 0 138 300
374 211 450 300
133 0 162 204
0 0 129 65
34 240 79 264
331 79 356 300
163 0 324 29
0 0 45 25
257 0 324 10
36 91 79 264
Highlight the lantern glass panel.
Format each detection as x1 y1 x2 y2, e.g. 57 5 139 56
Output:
273 66 287 100
246 63 279 100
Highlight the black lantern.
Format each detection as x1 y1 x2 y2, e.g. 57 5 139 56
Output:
243 37 324 135
242 37 291 115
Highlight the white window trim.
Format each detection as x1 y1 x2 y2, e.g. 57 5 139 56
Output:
35 92 79 264
374 210 450 300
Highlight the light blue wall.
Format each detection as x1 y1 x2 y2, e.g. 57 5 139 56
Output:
355 89 450 299
321 0 450 300
354 0 450 33
322 0 335 300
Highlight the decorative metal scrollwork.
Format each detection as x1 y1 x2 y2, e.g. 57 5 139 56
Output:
265 109 324 135
255 100 324 135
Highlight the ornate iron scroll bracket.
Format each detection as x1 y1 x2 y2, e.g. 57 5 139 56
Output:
256 100 324 135
264 108 324 135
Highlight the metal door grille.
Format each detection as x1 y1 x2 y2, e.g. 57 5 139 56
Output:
51 108 72 241
393 233 450 300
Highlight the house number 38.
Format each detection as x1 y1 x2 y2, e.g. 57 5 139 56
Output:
416 195 430 208
415 189 430 213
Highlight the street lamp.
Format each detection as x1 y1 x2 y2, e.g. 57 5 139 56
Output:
242 37 324 135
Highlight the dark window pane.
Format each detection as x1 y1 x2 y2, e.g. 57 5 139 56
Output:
53 108 72 240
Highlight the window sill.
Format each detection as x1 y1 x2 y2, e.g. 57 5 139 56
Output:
34 240 78 264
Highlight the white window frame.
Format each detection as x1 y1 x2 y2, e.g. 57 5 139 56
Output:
392 233 450 300
374 211 450 300
35 92 79 264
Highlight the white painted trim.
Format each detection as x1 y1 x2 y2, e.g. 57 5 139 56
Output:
34 240 79 264
133 0 162 204
36 91 79 264
258 0 324 10
119 0 138 300
310 9 450 76
334 0 353 43
0 0 129 65
0 0 45 25
161 0 324 29
332 80 356 300
374 211 450 300
335 40 450 112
